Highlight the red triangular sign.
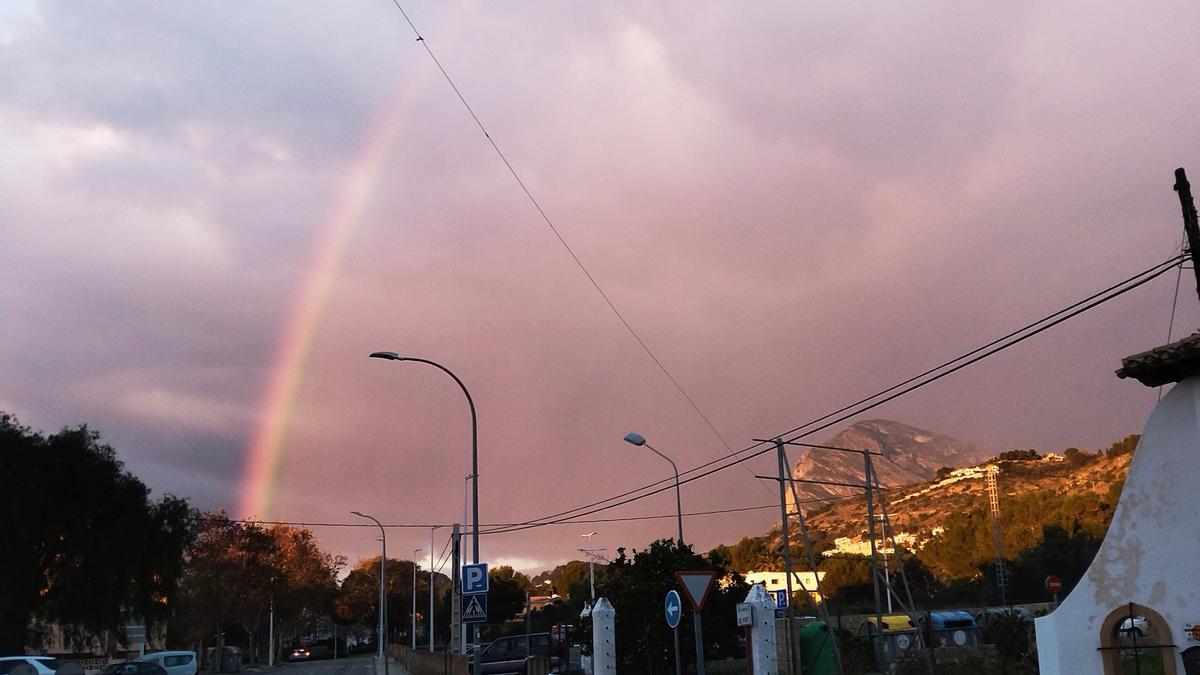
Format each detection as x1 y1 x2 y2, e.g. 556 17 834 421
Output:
675 570 717 612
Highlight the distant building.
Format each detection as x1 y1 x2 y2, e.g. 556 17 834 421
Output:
742 571 826 603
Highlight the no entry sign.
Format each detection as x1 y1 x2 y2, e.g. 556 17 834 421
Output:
1045 575 1063 594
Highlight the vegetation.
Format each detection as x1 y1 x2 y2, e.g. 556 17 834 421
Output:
172 513 344 661
0 413 196 653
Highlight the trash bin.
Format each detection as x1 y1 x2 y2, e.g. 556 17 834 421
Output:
798 621 838 675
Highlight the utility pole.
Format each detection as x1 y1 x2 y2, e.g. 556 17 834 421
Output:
774 440 799 675
987 465 1008 606
864 452 885 670
1174 168 1200 299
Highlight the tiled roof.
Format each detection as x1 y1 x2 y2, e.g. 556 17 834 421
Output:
1116 331 1200 386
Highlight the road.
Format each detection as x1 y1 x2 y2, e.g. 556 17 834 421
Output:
278 655 384 675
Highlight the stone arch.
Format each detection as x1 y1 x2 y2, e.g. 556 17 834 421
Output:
1099 603 1176 675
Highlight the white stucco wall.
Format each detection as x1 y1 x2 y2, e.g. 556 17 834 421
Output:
1036 377 1200 673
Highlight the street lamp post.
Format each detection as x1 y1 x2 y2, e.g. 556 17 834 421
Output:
429 529 436 652
370 352 480 675
413 548 422 650
581 532 598 601
623 432 692 675
352 511 389 675
623 433 684 542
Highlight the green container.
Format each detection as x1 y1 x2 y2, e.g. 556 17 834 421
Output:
798 621 838 675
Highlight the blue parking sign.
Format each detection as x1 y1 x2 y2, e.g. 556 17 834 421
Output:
772 589 789 609
462 563 489 594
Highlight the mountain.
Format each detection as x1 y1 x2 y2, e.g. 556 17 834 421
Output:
786 419 992 505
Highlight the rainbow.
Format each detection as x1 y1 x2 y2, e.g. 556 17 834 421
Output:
237 57 443 519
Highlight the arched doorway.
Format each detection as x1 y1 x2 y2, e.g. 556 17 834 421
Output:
1099 603 1177 675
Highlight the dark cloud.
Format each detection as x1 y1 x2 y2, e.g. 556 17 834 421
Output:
3 1 1200 570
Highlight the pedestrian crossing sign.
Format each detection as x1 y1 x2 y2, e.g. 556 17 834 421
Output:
462 593 488 623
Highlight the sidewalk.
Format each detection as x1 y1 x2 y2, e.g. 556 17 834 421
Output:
374 655 412 675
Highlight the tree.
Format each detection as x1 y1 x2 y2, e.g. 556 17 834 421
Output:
488 566 531 623
172 514 343 662
596 539 748 674
553 561 591 597
0 413 196 653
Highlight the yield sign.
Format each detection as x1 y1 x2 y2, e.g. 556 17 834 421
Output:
675 570 717 612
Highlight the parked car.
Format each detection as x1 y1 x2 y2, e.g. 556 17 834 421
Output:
0 657 59 675
97 662 167 675
137 652 196 675
1120 616 1149 636
477 633 558 675
974 607 1035 627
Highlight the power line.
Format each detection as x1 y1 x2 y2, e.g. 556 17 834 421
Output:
384 1 773 494
479 254 1185 536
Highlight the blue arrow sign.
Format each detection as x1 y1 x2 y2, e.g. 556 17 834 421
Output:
772 589 789 609
461 592 488 624
664 590 682 629
462 563 489 594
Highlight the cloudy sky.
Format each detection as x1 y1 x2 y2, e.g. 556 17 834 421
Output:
3 1 1200 574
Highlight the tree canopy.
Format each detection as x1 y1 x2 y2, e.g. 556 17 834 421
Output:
0 413 196 653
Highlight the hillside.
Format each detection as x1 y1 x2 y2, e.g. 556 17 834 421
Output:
786 419 993 505
801 444 1133 556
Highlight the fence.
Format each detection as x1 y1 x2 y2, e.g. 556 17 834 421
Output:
390 646 469 675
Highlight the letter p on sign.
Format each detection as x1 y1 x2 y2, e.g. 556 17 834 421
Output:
462 563 489 594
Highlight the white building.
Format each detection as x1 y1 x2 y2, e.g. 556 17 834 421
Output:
1036 334 1200 674
742 571 826 603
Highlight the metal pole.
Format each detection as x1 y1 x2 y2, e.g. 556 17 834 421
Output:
268 595 274 668
645 441 696 675
775 440 798 675
863 453 885 671
673 627 682 675
413 548 422 650
430 529 436 652
352 511 389 675
369 354 478 675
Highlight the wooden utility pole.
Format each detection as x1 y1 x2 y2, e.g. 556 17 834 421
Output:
1173 168 1200 300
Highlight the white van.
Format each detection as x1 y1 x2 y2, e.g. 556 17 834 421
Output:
136 652 195 675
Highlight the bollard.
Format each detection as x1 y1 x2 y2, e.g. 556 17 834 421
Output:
592 597 617 675
746 585 778 675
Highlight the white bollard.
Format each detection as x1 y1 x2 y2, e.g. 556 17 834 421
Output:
592 597 617 675
746 585 778 675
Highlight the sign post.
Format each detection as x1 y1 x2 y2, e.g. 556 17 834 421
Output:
1045 575 1063 608
664 590 683 675
676 571 716 675
461 563 489 625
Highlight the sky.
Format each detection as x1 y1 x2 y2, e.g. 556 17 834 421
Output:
3 1 1200 576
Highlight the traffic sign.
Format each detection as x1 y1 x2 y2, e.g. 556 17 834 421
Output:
664 590 682 629
462 563 489 594
1045 575 1063 594
462 592 488 623
736 603 752 628
771 589 789 610
675 571 717 612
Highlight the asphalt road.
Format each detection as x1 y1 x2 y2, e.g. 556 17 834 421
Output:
280 655 379 675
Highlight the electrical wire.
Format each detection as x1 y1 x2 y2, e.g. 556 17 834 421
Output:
383 1 774 494
479 254 1186 536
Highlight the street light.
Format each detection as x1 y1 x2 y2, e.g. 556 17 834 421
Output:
580 532 598 600
622 433 693 675
412 548 423 650
351 511 389 675
623 432 684 543
370 352 480 675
